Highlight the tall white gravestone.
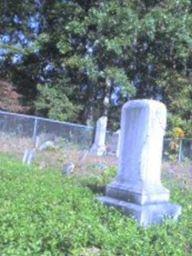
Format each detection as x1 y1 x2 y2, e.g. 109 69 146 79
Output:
99 100 181 226
90 116 107 156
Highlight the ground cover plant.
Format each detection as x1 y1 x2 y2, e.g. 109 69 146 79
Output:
0 154 191 256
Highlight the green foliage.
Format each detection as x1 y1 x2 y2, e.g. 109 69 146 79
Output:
167 114 192 138
0 155 192 255
105 67 135 96
35 83 80 121
0 0 192 130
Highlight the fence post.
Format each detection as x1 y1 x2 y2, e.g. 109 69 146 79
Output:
32 118 38 142
178 139 183 163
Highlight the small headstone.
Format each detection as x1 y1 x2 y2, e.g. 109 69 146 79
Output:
106 131 118 155
99 99 182 226
22 148 36 165
22 149 29 164
90 116 107 156
62 162 75 175
39 140 55 151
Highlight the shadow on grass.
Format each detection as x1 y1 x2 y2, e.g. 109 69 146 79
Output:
86 183 106 194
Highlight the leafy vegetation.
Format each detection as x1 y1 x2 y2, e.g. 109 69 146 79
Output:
0 155 191 255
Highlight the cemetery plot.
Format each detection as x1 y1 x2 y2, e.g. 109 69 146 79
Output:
0 152 191 255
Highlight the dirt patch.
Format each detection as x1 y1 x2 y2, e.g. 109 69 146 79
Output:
0 134 191 187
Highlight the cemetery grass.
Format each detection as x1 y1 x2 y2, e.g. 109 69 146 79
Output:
0 155 191 256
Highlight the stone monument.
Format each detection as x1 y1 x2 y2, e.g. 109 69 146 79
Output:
90 116 107 156
22 148 36 165
99 99 181 226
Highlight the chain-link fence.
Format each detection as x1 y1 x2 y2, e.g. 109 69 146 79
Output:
106 131 192 162
0 110 94 147
0 111 93 144
0 110 191 168
163 138 192 162
0 110 95 169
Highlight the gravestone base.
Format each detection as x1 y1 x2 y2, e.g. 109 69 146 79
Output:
106 182 170 205
98 196 182 227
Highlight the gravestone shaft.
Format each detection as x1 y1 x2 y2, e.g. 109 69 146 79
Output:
99 100 181 226
90 116 107 156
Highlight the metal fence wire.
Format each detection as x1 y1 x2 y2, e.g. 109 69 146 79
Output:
0 110 94 148
0 110 191 162
163 138 192 162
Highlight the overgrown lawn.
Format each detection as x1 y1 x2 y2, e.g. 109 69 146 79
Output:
0 154 191 255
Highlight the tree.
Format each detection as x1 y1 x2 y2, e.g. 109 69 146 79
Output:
1 1 137 124
0 80 28 112
132 0 192 136
0 0 191 134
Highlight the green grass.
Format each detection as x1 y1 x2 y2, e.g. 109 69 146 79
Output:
0 154 191 256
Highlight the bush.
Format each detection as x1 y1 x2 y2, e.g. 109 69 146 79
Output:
0 155 191 255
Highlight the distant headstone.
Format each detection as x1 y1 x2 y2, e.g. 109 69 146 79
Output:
99 99 182 226
39 140 55 151
22 148 36 165
62 162 75 175
90 116 107 156
106 130 119 156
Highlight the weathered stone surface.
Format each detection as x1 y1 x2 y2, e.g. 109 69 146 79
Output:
99 196 181 227
22 148 36 165
90 116 107 156
62 162 75 175
39 140 55 151
98 99 182 226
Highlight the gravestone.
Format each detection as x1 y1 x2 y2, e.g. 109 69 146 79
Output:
22 148 36 165
62 162 75 175
99 99 181 226
90 116 107 156
39 140 55 151
106 131 118 156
